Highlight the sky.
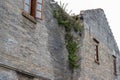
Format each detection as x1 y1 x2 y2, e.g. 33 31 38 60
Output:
55 0 120 50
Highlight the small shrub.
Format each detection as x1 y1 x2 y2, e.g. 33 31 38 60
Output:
66 39 79 69
53 2 83 70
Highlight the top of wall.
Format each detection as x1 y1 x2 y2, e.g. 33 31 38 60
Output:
80 8 120 56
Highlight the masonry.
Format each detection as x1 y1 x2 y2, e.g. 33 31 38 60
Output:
79 9 120 80
0 0 120 80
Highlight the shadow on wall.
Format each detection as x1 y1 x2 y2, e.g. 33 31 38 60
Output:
44 0 71 80
44 0 81 80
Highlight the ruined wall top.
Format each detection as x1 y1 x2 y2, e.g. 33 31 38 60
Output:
80 8 120 56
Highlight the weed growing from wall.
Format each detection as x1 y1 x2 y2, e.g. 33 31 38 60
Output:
53 2 83 70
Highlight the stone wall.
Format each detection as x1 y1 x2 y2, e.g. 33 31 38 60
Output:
79 9 120 80
0 0 71 80
0 0 120 80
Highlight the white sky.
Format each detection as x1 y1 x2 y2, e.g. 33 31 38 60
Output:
55 0 120 50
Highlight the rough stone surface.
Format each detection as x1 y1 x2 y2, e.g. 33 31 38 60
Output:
0 0 120 80
79 9 120 80
0 0 70 80
0 67 18 80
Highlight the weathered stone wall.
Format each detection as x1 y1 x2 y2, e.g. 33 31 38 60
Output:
0 0 120 80
79 9 120 80
0 0 71 80
0 66 18 80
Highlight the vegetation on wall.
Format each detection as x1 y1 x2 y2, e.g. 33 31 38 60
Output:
53 2 83 70
66 34 80 69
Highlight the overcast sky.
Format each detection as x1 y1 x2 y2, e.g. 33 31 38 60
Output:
55 0 120 50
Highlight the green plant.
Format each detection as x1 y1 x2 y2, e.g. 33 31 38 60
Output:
53 2 83 70
74 19 83 32
67 40 79 69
